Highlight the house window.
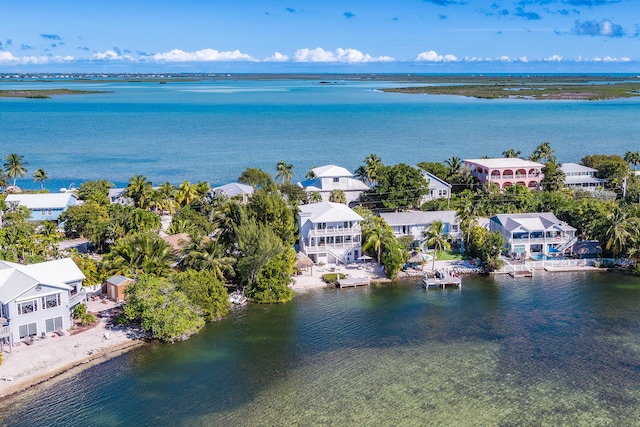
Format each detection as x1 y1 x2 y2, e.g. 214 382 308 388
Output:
17 299 38 315
333 178 340 183
45 316 64 333
19 323 38 339
451 225 459 232
317 223 327 230
42 294 61 309
336 236 343 244
41 209 46 215
48 209 53 215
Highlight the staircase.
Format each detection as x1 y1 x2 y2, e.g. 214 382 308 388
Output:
555 236 578 255
327 249 347 266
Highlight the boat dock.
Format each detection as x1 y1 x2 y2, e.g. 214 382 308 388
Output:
337 276 371 288
423 270 462 289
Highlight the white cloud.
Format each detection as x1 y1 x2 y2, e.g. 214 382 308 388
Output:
264 52 289 62
576 55 631 63
91 50 128 61
519 56 529 63
415 50 457 62
293 48 394 63
544 55 563 62
0 52 74 64
148 48 257 62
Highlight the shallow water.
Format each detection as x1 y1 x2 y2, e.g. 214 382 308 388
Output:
2 271 640 426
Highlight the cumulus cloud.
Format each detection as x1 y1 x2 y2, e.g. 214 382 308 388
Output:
0 51 74 64
576 55 631 62
544 54 563 61
148 48 257 62
293 48 394 63
264 52 289 62
572 19 624 37
40 34 61 40
415 50 458 62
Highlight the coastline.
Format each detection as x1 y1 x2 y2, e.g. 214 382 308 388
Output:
0 300 146 399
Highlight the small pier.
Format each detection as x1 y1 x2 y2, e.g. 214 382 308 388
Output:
509 268 533 277
423 270 462 290
337 276 371 288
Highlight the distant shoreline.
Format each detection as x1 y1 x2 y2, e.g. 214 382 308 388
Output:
0 89 111 99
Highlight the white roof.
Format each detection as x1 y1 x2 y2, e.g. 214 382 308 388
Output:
298 201 363 223
5 193 77 210
491 212 576 233
311 164 353 178
379 210 458 227
0 258 83 303
464 158 544 169
211 182 254 197
560 163 597 173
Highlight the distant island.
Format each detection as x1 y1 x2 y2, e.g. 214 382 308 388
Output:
382 76 640 100
0 88 111 99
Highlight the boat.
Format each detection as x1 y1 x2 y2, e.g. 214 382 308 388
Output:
229 291 247 305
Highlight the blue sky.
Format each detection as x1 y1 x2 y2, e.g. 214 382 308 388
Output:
1 0 638 73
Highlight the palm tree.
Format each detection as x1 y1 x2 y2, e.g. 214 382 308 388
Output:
175 180 200 207
103 232 174 277
597 208 640 258
32 168 48 190
3 153 29 188
275 160 294 184
624 151 640 171
455 196 480 250
422 220 452 270
445 156 463 176
308 191 322 203
529 142 555 163
502 148 521 158
362 221 394 265
361 153 383 186
126 175 152 209
305 167 317 180
157 182 177 215
329 189 346 204
180 234 235 280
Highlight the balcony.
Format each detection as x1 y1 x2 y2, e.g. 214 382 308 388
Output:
309 225 361 237
69 288 87 307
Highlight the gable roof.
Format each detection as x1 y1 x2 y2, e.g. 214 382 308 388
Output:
106 275 134 286
491 212 576 233
311 164 353 178
5 193 77 210
560 162 598 173
211 182 254 198
422 171 451 189
298 201 363 223
379 210 458 227
0 258 83 303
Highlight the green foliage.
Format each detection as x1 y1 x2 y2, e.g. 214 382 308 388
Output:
247 248 295 303
102 231 174 277
3 153 28 187
367 163 427 210
179 234 235 281
238 167 275 190
581 154 629 184
416 161 450 181
78 180 114 205
467 227 504 272
247 189 296 246
173 269 231 321
279 182 307 204
541 161 566 192
69 250 104 285
329 189 346 204
123 275 205 343
275 160 294 184
79 312 96 326
73 303 87 318
322 273 347 283
380 238 405 279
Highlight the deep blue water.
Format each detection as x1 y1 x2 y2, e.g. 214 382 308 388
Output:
2 78 640 191
2 272 640 426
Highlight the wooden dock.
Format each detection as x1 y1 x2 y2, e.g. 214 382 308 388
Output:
337 276 371 288
422 270 462 290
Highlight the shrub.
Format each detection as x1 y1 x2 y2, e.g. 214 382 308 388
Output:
322 273 346 283
80 313 96 326
73 303 87 318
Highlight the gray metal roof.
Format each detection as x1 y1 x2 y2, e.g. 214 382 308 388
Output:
491 212 576 233
379 210 459 227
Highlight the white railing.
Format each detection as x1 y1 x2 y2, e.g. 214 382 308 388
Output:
69 288 87 307
511 237 573 245
0 325 10 338
310 226 361 236
303 242 360 252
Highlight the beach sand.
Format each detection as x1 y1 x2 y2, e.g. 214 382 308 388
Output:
0 299 145 398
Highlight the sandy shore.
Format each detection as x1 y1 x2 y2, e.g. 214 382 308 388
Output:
0 299 146 398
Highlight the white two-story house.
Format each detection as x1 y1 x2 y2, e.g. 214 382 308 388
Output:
379 210 461 248
489 213 577 258
0 258 86 345
297 164 370 205
560 163 607 192
298 201 363 265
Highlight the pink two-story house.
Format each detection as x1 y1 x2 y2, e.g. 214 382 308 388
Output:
464 158 545 190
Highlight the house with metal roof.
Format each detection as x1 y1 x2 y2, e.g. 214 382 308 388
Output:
4 193 77 223
0 258 85 345
210 182 255 204
489 213 577 258
421 171 452 203
298 201 363 265
560 163 607 191
297 164 370 205
464 158 545 190
379 210 461 247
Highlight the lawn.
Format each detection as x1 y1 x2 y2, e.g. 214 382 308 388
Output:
435 250 469 261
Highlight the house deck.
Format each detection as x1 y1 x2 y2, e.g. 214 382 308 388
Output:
337 276 371 288
423 270 462 289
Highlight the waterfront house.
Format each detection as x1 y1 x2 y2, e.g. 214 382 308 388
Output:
560 163 607 192
464 158 545 190
489 213 577 258
210 182 254 204
421 171 452 203
0 258 86 344
106 275 135 302
298 201 363 265
297 165 369 205
379 210 461 248
4 193 77 223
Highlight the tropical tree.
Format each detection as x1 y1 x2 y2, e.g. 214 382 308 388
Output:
125 175 153 209
238 167 275 190
329 189 346 204
529 142 555 163
624 151 640 171
307 191 323 204
422 220 452 270
363 153 384 186
173 269 231 321
234 217 286 289
502 148 521 158
362 219 394 265
275 160 294 184
596 208 640 257
3 153 28 188
103 232 174 277
368 163 427 210
445 156 463 176
305 167 317 180
157 182 177 214
32 168 48 190
175 180 200 207
541 160 566 192
78 180 114 205
179 234 235 281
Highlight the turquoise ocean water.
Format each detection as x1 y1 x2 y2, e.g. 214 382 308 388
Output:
2 78 640 190
2 272 640 426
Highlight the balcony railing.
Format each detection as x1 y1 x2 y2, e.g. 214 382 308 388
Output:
69 288 87 307
302 241 360 252
511 236 572 244
0 325 10 338
309 225 361 237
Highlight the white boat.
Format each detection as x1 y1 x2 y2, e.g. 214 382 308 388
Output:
229 291 247 305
